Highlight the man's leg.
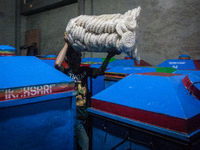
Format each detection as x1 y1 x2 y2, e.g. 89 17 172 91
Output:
75 119 89 150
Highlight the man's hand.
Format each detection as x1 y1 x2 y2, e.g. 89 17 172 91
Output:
93 48 121 76
55 34 69 68
107 48 121 58
64 35 68 43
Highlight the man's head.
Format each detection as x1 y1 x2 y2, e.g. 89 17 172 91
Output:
65 45 82 72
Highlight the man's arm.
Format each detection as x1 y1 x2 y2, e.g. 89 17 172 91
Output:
55 35 69 69
92 50 120 76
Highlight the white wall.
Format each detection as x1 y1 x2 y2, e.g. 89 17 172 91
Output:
0 0 16 47
4 0 200 66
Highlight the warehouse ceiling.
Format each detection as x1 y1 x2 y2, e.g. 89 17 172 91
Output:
20 0 78 16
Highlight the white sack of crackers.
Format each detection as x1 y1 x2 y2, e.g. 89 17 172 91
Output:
66 6 141 63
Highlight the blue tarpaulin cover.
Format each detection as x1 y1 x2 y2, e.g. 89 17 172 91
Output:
157 59 197 70
0 56 76 150
0 45 15 51
91 72 200 135
107 59 134 68
0 56 73 89
0 56 75 105
173 70 200 77
105 66 156 77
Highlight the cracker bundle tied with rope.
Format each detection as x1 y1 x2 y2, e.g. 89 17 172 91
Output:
66 6 141 63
